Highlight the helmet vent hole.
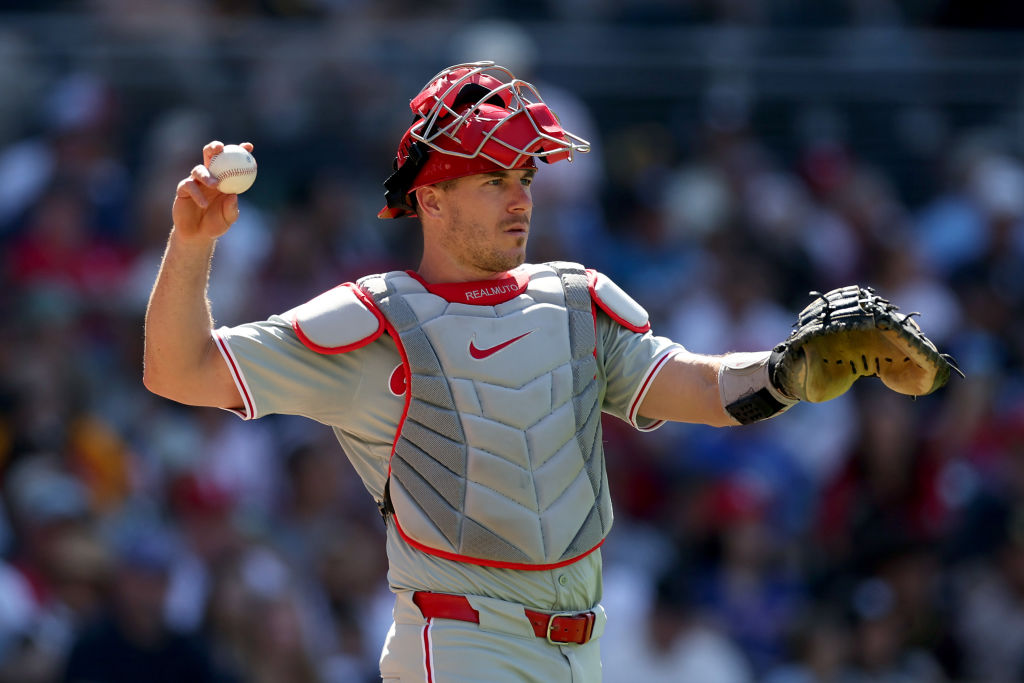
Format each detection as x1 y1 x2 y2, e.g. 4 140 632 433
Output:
451 83 506 112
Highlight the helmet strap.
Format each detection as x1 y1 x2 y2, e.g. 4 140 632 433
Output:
383 140 430 215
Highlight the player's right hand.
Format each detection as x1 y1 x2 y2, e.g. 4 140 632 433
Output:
172 140 253 242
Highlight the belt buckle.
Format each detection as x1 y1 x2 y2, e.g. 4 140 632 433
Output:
545 612 573 645
545 611 596 645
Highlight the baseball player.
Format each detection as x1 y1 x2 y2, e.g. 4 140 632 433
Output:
143 62 953 681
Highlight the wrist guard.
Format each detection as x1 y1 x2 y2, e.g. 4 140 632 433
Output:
719 351 799 425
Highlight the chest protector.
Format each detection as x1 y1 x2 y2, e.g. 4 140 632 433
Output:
289 262 651 570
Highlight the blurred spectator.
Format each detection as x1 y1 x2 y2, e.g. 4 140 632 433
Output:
163 472 245 634
844 577 945 682
61 527 231 683
235 591 320 683
2 457 106 681
0 558 38 683
689 477 807 676
265 440 388 680
953 499 1024 682
871 242 962 345
0 458 108 683
814 387 949 579
312 524 391 682
0 72 129 241
762 608 854 683
224 547 322 683
602 561 754 683
269 442 347 578
665 244 793 354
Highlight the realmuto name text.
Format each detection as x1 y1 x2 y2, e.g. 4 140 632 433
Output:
463 283 520 300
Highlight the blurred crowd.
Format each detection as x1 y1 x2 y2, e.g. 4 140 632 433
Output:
2 4 1024 683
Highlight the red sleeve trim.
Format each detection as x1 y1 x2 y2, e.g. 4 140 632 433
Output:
627 348 681 431
213 331 256 420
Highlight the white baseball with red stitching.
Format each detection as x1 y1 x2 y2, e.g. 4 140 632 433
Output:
208 144 257 194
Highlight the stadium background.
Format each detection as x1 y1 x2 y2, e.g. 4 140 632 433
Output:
1 2 1023 681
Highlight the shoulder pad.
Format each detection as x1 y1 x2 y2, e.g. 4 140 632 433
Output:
587 270 651 333
288 283 385 354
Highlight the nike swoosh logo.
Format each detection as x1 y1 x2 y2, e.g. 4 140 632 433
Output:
468 330 534 359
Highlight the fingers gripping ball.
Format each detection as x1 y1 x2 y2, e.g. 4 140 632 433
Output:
770 285 962 403
208 144 257 194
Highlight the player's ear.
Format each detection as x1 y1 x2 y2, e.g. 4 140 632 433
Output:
415 185 444 220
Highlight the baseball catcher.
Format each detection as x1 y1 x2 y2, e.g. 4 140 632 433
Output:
145 61 958 682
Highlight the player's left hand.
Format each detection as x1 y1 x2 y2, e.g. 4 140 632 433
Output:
769 285 962 403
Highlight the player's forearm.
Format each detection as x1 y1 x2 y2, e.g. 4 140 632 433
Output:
142 229 221 403
639 350 798 427
638 351 737 427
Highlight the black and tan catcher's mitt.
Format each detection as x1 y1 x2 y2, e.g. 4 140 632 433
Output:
770 285 961 403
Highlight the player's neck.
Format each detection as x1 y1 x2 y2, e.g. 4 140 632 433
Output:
417 250 509 284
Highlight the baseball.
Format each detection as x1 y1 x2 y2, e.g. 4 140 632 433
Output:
208 144 257 194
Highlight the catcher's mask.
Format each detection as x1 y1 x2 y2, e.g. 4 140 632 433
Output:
378 61 591 219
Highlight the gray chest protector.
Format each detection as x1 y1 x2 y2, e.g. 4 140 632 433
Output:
358 262 611 569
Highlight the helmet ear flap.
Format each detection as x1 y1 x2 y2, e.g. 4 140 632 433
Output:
380 139 430 218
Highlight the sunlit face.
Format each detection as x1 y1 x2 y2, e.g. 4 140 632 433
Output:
427 168 535 277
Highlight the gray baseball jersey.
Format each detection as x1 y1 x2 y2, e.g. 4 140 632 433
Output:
213 263 681 681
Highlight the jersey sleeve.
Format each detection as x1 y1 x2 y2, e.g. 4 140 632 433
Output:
596 311 683 431
213 314 367 423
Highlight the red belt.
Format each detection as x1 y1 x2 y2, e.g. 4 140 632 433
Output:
412 591 596 645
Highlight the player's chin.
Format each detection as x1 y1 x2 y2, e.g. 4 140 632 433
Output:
510 240 528 263
489 248 526 272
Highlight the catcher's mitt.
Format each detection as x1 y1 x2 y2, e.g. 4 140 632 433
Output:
770 285 961 403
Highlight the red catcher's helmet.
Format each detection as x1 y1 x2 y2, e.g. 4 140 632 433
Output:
378 61 590 219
